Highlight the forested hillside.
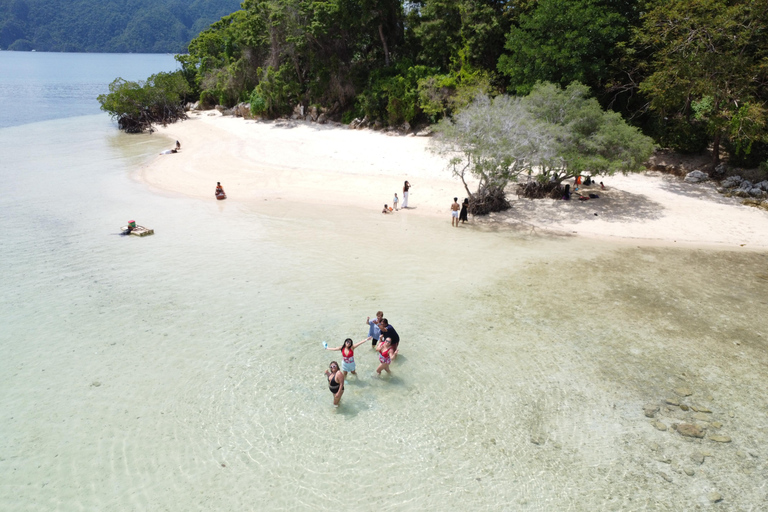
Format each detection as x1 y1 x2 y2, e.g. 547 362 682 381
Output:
0 0 241 52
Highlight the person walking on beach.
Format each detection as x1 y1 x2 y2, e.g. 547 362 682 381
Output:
459 198 469 224
378 318 400 359
451 197 461 227
376 340 393 376
326 337 371 377
325 361 345 406
402 181 411 208
367 311 383 347
393 193 399 211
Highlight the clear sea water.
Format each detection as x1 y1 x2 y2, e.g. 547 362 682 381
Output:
1 52 767 511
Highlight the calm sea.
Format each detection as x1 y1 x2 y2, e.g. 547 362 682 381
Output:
1 53 766 510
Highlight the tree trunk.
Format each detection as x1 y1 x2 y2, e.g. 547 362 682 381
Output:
378 24 390 67
712 130 721 167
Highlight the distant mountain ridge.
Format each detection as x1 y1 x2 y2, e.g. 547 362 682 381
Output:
0 0 242 52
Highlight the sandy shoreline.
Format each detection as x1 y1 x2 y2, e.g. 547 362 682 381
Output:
140 110 768 249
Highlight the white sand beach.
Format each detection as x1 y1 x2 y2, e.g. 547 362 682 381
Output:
142 111 768 249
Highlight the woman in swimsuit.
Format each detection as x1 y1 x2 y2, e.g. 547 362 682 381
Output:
378 318 400 359
376 340 393 376
324 361 345 406
326 336 371 376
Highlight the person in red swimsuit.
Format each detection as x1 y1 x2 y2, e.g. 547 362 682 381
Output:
376 340 393 376
326 336 370 376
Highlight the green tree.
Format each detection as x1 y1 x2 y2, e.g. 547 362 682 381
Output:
635 0 768 166
98 71 191 133
498 0 635 95
431 82 655 210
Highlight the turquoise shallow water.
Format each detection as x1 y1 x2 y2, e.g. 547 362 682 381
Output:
2 54 768 511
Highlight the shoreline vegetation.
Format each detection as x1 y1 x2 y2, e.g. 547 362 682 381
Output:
98 0 767 216
140 110 768 250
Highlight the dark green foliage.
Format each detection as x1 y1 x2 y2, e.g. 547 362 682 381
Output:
97 71 191 132
646 117 710 155
356 63 438 124
0 0 241 52
725 140 768 169
498 0 633 95
633 0 768 165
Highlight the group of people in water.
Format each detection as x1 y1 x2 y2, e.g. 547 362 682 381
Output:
323 311 400 406
382 180 411 213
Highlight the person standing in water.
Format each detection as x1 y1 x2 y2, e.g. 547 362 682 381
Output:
326 336 371 376
378 318 400 359
325 361 345 406
215 182 225 197
402 180 411 208
367 311 383 347
376 340 393 376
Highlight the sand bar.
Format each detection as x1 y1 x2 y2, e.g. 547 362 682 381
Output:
141 111 768 249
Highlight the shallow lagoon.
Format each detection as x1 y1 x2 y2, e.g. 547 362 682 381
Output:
2 56 768 511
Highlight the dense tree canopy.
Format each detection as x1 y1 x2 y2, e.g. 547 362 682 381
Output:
72 0 767 173
634 0 768 166
0 0 241 52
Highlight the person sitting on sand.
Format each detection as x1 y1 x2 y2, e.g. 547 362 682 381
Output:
215 182 225 197
325 336 371 377
160 149 177 155
382 204 391 214
325 361 345 406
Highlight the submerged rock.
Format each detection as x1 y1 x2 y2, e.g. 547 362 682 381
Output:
677 423 705 438
644 405 660 418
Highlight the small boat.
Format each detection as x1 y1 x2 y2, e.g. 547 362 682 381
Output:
216 192 227 200
120 225 154 237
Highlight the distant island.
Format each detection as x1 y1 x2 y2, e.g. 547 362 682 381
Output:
0 0 241 53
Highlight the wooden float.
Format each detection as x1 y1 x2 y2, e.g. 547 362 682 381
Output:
121 225 154 237
216 193 227 200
